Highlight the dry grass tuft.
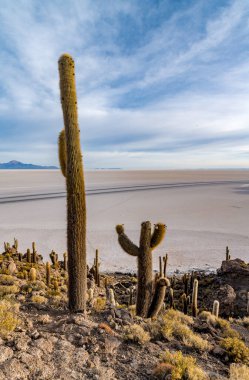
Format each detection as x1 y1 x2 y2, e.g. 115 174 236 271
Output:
93 297 106 312
221 337 249 365
0 284 19 296
0 274 15 285
229 363 249 380
0 299 19 337
31 295 48 304
149 309 211 351
199 311 239 338
124 324 150 345
154 350 209 380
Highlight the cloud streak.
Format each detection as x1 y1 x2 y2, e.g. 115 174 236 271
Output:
0 0 248 168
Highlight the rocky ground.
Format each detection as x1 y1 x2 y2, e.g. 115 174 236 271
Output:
0 244 248 379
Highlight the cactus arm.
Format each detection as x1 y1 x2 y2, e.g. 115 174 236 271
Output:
58 130 67 177
147 277 169 318
116 225 139 256
150 223 166 249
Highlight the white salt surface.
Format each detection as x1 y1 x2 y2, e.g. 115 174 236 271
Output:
0 170 248 273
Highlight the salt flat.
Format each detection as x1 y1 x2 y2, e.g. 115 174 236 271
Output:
0 170 248 273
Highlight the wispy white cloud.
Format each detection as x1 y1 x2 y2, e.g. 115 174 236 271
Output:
0 0 248 168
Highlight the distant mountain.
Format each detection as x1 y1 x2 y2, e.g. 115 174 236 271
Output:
0 160 58 169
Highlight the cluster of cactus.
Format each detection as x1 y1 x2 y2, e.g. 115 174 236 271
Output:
116 221 167 317
58 53 87 313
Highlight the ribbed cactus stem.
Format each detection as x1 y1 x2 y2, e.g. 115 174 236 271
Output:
46 262 51 286
58 53 87 313
29 267 36 282
148 277 169 318
163 253 168 277
212 300 220 317
247 292 249 315
192 279 198 317
18 253 22 262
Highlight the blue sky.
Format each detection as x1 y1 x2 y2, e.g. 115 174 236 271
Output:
0 0 249 168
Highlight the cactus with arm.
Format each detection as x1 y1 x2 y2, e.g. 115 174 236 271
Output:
116 221 166 317
58 53 87 312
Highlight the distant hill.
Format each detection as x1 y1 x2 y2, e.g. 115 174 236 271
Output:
0 160 58 169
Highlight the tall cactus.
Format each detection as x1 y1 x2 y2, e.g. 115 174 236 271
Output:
58 53 87 312
116 221 166 317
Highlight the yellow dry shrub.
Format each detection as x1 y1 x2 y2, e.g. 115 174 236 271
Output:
151 309 211 351
0 284 19 296
124 324 150 345
31 295 48 304
0 300 19 337
221 337 249 365
199 311 239 338
154 350 209 380
0 274 15 285
93 297 106 312
229 364 249 380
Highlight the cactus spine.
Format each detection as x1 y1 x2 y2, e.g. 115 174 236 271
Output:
116 221 166 317
212 300 219 317
192 278 198 317
58 53 87 312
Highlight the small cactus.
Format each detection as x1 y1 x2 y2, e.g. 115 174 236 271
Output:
169 287 174 309
95 249 100 286
163 253 168 277
108 288 116 307
181 293 188 315
29 267 37 282
212 300 220 318
13 238 18 250
46 262 51 286
182 273 189 296
226 246 231 261
26 249 31 263
63 252 68 271
192 278 198 317
116 221 166 317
